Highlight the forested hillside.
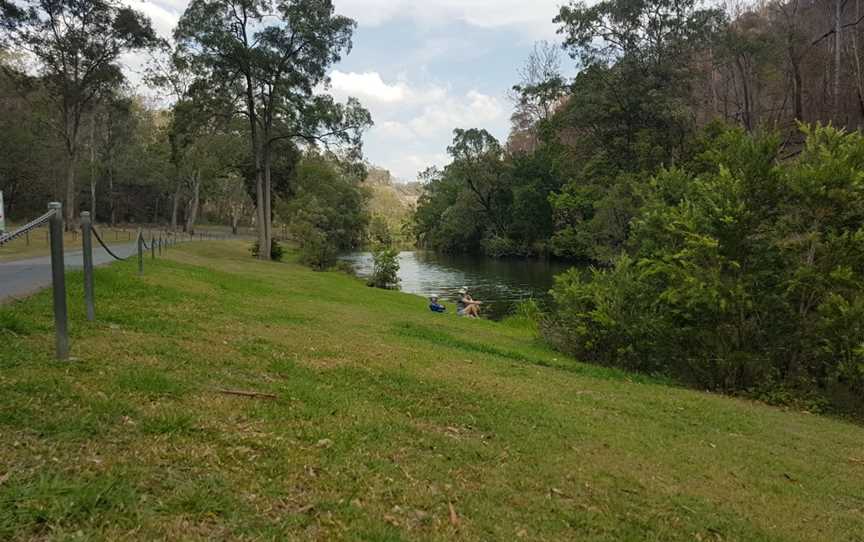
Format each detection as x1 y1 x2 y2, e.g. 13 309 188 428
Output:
412 0 864 415
365 166 422 246
414 0 864 260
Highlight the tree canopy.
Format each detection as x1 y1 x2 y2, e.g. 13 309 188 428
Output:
175 0 371 259
0 0 157 226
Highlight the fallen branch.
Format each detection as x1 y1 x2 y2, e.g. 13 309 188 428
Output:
213 388 278 400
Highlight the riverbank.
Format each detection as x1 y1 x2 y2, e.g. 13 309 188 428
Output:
1 241 862 540
341 250 571 320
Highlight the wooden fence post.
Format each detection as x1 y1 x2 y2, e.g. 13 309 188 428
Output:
81 212 95 322
48 202 69 360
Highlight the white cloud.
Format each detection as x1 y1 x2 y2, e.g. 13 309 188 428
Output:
376 120 415 139
408 89 504 138
329 71 406 103
335 0 565 38
329 70 449 106
124 0 184 38
328 71 508 179
122 0 566 39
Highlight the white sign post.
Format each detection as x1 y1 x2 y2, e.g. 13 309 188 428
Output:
0 191 5 233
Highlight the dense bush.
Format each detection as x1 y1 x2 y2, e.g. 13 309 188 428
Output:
368 215 393 246
368 247 400 289
292 221 339 270
250 239 285 262
281 154 369 270
545 125 864 413
412 129 562 258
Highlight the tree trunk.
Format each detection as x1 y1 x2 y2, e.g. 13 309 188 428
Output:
107 140 116 226
185 171 201 235
264 145 273 254
89 114 97 218
835 0 843 121
171 179 182 231
736 55 753 131
245 75 268 260
255 159 267 258
855 0 864 124
64 144 78 230
790 51 804 121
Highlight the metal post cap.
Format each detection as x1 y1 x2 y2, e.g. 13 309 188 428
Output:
48 202 62 209
81 211 90 217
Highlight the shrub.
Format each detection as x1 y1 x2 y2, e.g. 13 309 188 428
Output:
250 239 285 262
368 247 400 289
546 124 864 413
330 260 357 276
513 298 542 322
503 298 544 333
291 221 338 271
280 153 369 271
545 256 668 374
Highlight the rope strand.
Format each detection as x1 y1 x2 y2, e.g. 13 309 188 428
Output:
0 209 58 247
91 226 127 261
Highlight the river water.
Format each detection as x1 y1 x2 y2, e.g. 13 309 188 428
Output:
341 251 573 320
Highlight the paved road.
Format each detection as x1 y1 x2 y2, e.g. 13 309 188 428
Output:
0 242 139 303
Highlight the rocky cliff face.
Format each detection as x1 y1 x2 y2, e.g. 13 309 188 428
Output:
365 166 423 216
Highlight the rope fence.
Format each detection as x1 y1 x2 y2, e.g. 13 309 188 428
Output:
0 209 57 247
4 202 223 360
91 226 128 261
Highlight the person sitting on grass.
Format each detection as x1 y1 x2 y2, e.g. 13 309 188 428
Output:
429 295 446 313
456 287 482 318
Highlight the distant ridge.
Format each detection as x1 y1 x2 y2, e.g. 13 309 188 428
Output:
365 166 423 211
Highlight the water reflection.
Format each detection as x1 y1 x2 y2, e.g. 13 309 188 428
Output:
341 251 573 319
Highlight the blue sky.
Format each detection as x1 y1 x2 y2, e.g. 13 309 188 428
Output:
125 0 572 180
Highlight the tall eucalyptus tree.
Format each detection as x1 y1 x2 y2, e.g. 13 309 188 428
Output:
0 0 156 226
175 0 371 259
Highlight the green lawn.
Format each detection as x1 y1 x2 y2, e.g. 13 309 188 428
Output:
1 241 862 541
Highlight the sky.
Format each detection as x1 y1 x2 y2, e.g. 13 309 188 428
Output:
123 0 572 181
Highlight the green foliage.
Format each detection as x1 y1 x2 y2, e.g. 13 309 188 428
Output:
175 0 371 257
368 215 393 246
250 239 285 262
413 131 562 257
545 256 666 373
282 153 368 270
502 298 544 333
294 221 339 271
413 166 484 252
368 247 400 289
412 0 729 263
546 125 864 413
0 0 157 224
364 167 420 247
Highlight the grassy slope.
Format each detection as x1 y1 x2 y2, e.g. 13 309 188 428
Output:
0 242 862 541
